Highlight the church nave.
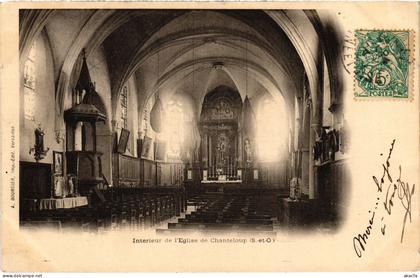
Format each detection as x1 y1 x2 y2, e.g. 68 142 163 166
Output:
18 9 349 234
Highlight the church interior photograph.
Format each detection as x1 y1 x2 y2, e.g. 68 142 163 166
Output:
19 9 349 234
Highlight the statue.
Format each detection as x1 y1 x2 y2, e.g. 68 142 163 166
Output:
67 174 79 196
244 138 252 164
290 177 302 200
53 176 64 198
29 124 49 162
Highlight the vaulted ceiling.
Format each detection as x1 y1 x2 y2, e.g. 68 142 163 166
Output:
100 10 305 115
21 9 327 124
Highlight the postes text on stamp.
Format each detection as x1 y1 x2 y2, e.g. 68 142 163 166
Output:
354 30 411 99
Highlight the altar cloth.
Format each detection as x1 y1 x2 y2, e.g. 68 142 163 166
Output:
201 180 242 184
39 197 88 210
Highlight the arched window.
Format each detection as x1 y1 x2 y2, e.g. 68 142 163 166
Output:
120 85 128 129
142 100 151 136
164 100 184 159
23 43 36 121
256 98 286 162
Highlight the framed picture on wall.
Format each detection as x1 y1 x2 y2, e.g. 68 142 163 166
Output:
53 151 63 175
141 136 153 159
117 128 130 154
155 140 167 161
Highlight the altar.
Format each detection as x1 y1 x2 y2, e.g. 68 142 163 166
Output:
201 179 243 192
192 85 259 188
39 196 88 210
198 86 242 181
201 180 242 184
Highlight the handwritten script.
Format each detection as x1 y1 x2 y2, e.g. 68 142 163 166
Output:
353 139 415 258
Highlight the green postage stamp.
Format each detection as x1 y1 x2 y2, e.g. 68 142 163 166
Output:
354 30 413 99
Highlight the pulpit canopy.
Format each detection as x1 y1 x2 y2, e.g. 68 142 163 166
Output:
64 102 106 123
65 49 106 124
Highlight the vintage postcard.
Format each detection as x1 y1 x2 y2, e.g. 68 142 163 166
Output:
0 1 419 273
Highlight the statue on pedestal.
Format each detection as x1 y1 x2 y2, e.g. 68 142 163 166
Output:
67 174 79 197
29 124 50 162
244 138 252 164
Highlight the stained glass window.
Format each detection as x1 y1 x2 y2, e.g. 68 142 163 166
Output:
23 43 36 121
143 100 151 135
120 85 128 129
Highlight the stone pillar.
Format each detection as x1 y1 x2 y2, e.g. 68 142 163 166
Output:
301 148 310 195
74 122 83 151
208 135 212 177
202 133 208 169
111 119 118 133
308 124 316 199
309 49 324 200
300 96 311 196
237 130 243 169
293 97 301 178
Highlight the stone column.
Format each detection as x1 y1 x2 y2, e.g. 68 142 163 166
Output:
309 49 324 200
238 130 243 168
202 133 208 168
293 97 301 178
208 135 212 177
300 96 311 196
74 122 83 151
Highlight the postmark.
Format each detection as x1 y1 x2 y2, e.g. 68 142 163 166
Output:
342 30 356 75
354 30 414 100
